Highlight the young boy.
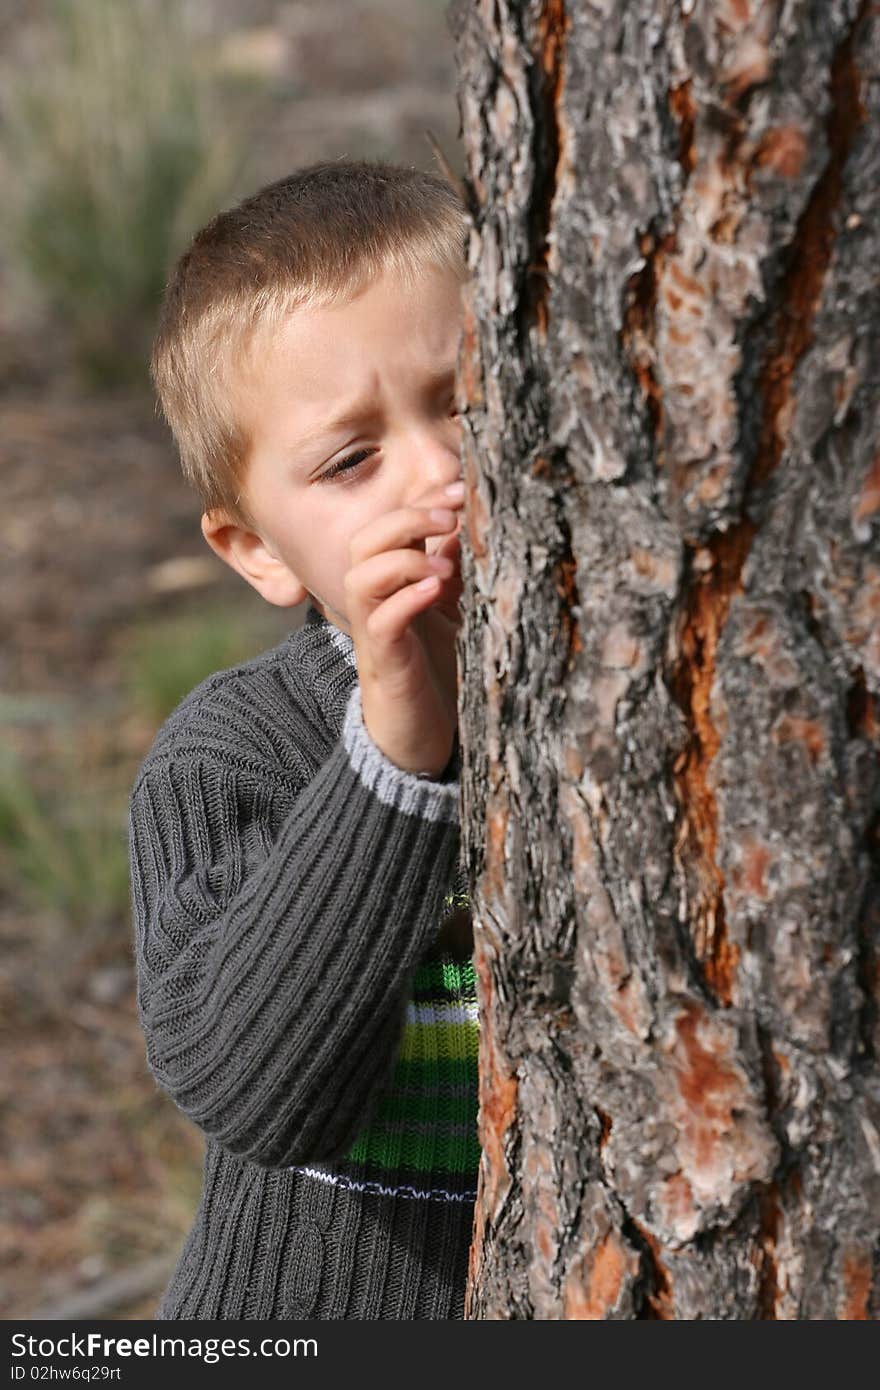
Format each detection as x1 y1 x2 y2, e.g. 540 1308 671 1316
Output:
128 159 479 1320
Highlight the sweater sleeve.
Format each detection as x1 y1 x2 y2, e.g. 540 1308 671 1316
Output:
128 683 461 1169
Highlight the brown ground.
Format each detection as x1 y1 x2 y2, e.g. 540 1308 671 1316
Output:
0 390 295 1320
1 0 461 1320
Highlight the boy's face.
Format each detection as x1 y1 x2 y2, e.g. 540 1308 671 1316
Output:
202 262 465 636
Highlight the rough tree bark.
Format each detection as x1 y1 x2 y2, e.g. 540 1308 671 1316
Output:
448 0 880 1319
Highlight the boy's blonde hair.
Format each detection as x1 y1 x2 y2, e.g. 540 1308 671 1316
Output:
150 158 469 528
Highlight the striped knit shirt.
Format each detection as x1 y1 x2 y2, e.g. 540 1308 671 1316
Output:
293 954 480 1205
128 603 480 1319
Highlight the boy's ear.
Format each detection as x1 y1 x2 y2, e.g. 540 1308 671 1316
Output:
200 510 308 608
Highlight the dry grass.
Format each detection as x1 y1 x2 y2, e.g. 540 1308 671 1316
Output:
0 0 246 386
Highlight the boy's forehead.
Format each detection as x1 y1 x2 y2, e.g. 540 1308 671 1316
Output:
256 269 464 393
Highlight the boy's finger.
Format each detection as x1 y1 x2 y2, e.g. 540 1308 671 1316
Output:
345 547 453 607
361 579 452 660
413 478 465 507
349 503 459 567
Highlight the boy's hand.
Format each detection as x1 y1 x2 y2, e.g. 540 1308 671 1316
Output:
344 482 464 778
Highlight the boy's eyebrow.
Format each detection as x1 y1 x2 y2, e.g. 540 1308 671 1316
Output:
296 399 380 451
296 362 458 455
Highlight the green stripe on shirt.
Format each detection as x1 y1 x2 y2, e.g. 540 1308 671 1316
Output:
340 951 480 1179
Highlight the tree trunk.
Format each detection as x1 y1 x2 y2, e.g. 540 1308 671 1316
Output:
448 0 880 1319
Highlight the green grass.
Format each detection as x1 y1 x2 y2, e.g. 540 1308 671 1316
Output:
0 603 294 936
121 600 295 725
0 741 131 939
0 0 246 386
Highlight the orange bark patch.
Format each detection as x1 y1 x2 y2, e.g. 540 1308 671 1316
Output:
630 546 679 594
485 797 509 903
458 290 484 410
854 453 880 524
772 713 826 766
473 940 518 1226
671 1002 770 1194
667 323 694 345
742 835 772 897
563 1231 631 1319
668 79 696 174
610 976 651 1038
725 0 753 24
696 461 731 503
753 125 808 179
744 613 768 642
586 1234 626 1316
668 259 707 299
466 933 517 1311
531 453 551 479
538 0 567 88
729 832 773 899
563 740 584 780
739 839 767 895
840 1246 872 1319
464 475 489 561
676 1007 738 1132
536 1219 556 1264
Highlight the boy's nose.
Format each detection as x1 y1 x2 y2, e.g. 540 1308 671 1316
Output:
410 441 462 502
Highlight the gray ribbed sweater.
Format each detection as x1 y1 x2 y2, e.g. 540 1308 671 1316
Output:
128 603 479 1319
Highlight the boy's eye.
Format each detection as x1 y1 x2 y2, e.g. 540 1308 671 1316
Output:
320 449 372 483
319 403 459 483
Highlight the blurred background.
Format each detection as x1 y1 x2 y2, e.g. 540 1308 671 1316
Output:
0 0 463 1318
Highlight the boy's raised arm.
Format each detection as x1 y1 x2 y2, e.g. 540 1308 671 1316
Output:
129 678 461 1170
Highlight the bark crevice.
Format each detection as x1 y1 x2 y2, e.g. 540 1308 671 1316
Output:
745 0 869 500
523 0 570 340
847 667 880 1066
624 1216 675 1320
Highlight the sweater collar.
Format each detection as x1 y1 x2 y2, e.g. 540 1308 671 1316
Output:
295 602 358 736
302 601 357 665
322 617 357 670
